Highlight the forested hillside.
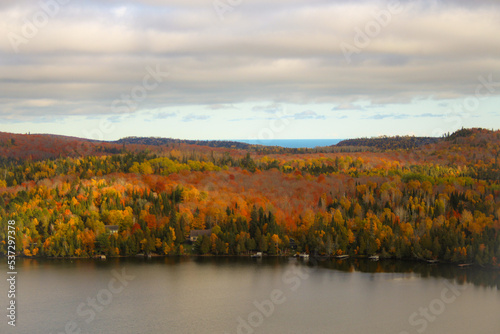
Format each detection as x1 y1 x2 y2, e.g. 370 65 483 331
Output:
116 137 252 150
1 128 499 267
337 135 439 150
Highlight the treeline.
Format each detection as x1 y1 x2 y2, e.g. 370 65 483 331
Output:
116 137 252 150
337 136 439 150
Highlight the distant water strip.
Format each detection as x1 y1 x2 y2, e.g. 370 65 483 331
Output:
234 139 344 148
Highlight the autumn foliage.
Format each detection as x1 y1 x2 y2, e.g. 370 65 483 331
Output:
0 128 499 267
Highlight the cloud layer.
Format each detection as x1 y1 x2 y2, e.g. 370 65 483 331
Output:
0 0 499 135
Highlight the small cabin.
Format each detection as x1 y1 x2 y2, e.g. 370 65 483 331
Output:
189 229 212 242
105 225 119 235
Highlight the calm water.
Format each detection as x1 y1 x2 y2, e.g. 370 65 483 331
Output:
235 139 343 148
1 257 499 334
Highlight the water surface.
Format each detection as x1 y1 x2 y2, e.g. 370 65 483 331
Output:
1 257 499 334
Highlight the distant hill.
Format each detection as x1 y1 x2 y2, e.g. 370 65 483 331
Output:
0 132 113 161
336 135 439 150
444 127 497 143
335 128 500 153
0 132 253 162
115 137 252 149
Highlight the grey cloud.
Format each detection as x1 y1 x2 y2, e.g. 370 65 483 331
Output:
0 1 500 119
229 117 260 122
418 113 442 118
364 114 394 120
332 103 363 111
294 111 325 120
154 112 177 119
251 103 283 114
107 115 124 123
182 114 210 122
206 104 237 110
364 112 442 120
143 111 177 122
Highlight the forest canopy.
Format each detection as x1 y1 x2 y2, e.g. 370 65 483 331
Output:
1 128 499 268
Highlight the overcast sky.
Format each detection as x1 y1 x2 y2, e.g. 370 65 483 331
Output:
1 0 499 141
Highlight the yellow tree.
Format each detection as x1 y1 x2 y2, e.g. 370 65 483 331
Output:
210 233 219 254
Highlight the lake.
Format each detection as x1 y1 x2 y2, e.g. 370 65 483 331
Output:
1 257 499 334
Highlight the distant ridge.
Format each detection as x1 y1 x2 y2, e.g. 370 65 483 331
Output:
336 135 439 150
335 128 500 150
0 128 498 161
115 136 252 149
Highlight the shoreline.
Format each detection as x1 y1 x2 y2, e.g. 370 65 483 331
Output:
5 253 499 270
